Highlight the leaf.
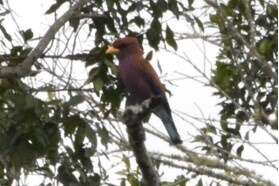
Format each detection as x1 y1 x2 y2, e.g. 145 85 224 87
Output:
97 125 110 147
63 115 85 136
157 0 168 13
157 60 163 74
193 16 204 32
123 155 131 171
168 0 180 18
104 59 118 75
69 17 80 32
257 38 273 57
196 179 203 186
0 24 12 41
127 173 140 186
210 14 221 25
165 25 177 50
188 0 194 7
133 16 145 27
93 77 104 92
21 29 33 42
145 51 153 61
192 135 204 143
85 124 97 149
236 145 244 157
87 174 101 185
67 94 85 107
146 18 162 50
74 124 86 149
244 131 250 140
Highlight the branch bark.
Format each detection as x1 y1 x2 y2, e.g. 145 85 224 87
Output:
122 99 160 186
0 0 91 78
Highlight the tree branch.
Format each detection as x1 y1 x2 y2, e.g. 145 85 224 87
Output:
0 0 91 78
122 99 160 186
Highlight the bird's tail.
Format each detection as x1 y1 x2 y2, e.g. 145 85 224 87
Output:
153 106 182 145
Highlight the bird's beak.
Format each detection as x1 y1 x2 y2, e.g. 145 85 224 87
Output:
105 46 120 55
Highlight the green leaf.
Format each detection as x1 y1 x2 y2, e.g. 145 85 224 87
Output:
74 123 86 149
168 0 180 18
67 94 85 107
93 77 104 92
87 174 101 185
133 16 145 27
146 18 162 50
127 173 140 186
145 51 153 61
97 125 110 147
236 144 244 157
157 0 168 12
193 16 204 32
63 115 85 136
104 59 118 75
210 14 221 25
257 38 274 57
0 24 12 41
196 179 203 186
69 17 80 32
165 25 177 50
21 29 33 42
85 124 97 149
188 0 194 7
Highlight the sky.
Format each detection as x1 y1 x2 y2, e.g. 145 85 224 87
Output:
2 0 278 185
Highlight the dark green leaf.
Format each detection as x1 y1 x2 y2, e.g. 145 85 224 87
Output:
85 124 97 149
133 16 145 27
146 18 162 50
165 25 177 50
63 115 86 136
193 16 204 31
236 145 244 157
67 95 85 107
69 17 80 32
93 77 104 92
21 29 33 42
97 125 110 147
145 51 153 61
157 60 163 74
196 179 203 186
157 0 168 12
188 0 194 7
0 24 12 41
74 124 86 149
168 0 180 18
127 173 140 186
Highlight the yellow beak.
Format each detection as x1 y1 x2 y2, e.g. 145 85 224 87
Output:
105 46 120 54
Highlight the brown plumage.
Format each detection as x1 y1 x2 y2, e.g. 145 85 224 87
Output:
106 36 182 144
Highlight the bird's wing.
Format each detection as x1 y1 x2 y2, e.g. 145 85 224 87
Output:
137 58 167 96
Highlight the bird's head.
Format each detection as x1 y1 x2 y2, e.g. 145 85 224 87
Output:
106 37 143 58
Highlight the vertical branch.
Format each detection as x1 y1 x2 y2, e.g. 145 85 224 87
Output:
123 100 160 186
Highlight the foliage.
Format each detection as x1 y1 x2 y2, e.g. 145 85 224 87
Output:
210 0 277 161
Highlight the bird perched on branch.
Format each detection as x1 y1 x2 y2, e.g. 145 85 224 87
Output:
106 36 182 144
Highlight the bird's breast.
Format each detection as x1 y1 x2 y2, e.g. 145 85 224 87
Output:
119 60 153 103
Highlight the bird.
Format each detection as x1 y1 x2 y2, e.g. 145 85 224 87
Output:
105 36 182 144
